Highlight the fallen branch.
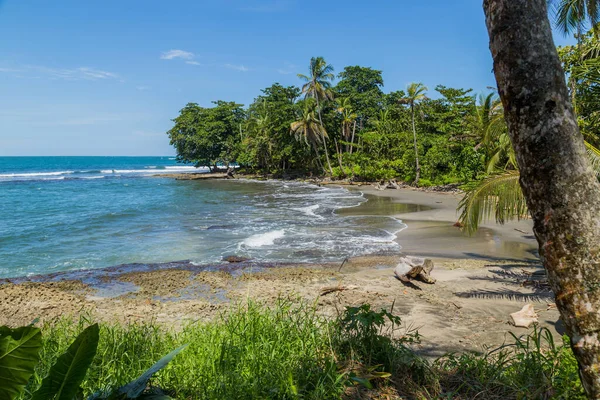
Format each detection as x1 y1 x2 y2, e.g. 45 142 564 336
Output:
320 285 358 296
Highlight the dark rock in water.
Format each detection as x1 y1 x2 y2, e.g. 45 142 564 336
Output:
207 224 238 230
222 255 251 263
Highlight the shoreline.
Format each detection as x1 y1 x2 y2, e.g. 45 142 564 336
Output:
1 175 556 356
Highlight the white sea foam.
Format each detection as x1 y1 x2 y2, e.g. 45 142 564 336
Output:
0 170 74 178
293 204 324 220
241 230 285 248
100 167 206 174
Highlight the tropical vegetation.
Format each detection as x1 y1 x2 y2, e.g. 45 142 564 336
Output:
0 301 587 399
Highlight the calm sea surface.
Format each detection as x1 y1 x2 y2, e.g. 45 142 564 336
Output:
0 157 405 278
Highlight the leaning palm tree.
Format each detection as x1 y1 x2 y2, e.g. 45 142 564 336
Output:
400 83 428 185
458 141 600 234
290 100 328 173
298 57 335 175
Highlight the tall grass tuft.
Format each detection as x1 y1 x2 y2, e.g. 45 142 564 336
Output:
18 300 586 399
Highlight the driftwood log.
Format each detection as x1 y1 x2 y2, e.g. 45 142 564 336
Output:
394 257 436 284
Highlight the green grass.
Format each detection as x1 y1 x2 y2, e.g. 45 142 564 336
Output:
19 300 586 399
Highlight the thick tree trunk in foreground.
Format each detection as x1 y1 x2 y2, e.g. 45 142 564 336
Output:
484 0 600 396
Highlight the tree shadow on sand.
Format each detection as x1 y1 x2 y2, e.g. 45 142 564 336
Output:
454 262 554 302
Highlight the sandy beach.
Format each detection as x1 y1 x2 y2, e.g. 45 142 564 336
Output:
0 183 559 357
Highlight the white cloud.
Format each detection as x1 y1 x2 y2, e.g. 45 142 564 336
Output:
225 63 249 72
136 86 150 91
161 49 194 60
25 65 119 81
185 61 202 66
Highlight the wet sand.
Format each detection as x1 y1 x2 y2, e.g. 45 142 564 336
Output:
350 185 538 261
0 182 557 356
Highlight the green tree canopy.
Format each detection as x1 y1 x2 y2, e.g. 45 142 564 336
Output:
167 101 245 171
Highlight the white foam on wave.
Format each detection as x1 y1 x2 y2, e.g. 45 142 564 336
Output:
293 204 324 220
0 170 74 178
241 230 285 248
165 166 203 170
100 167 207 174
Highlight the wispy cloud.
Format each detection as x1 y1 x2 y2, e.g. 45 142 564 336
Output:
185 60 202 66
136 85 150 91
160 49 194 60
2 65 120 81
240 0 294 12
225 63 249 72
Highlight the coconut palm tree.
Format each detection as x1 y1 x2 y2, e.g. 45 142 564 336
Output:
458 141 600 234
298 57 335 174
551 0 600 36
336 97 357 153
290 99 328 173
473 93 517 173
400 83 428 185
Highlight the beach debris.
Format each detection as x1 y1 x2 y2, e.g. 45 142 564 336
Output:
226 166 236 178
386 179 400 189
338 257 350 272
394 257 436 284
510 304 538 328
222 255 251 263
320 285 359 296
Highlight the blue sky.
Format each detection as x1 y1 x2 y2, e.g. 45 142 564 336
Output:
0 0 576 156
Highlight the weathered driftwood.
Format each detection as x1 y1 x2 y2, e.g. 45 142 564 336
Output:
394 256 436 284
510 304 538 328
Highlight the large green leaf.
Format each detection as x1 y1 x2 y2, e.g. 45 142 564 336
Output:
32 323 100 400
458 170 527 235
0 325 43 400
117 345 187 398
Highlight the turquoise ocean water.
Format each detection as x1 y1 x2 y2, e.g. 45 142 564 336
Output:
0 157 405 278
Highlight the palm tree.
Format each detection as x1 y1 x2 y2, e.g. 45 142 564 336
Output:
474 93 516 173
458 141 600 234
551 0 600 36
400 83 428 185
336 97 357 153
290 100 328 173
298 57 335 174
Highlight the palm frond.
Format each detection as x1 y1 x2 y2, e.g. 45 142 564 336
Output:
458 171 527 235
585 140 600 174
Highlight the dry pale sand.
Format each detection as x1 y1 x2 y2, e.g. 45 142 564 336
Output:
0 184 559 356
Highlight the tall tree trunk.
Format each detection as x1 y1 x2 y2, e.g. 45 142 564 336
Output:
350 120 356 155
311 141 325 173
411 104 420 185
334 138 345 176
315 95 334 175
485 0 600 396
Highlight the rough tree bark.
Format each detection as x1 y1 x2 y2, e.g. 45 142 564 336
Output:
484 0 600 396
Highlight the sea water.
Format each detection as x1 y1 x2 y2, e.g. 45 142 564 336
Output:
0 157 405 278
